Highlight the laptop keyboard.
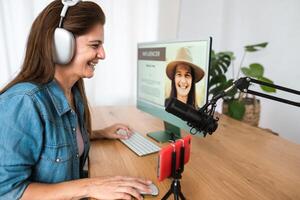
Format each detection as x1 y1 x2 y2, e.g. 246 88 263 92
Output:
118 130 160 156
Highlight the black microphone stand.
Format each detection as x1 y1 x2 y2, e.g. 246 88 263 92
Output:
162 143 186 200
188 77 300 136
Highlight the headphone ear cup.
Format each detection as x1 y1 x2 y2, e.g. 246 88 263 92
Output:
53 28 75 65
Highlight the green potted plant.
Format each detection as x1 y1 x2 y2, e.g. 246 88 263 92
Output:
209 42 276 126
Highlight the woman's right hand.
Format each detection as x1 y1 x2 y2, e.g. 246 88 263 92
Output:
87 176 153 200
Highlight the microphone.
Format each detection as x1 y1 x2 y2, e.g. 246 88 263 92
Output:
165 98 218 137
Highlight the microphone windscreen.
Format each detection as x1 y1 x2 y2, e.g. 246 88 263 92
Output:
165 98 203 124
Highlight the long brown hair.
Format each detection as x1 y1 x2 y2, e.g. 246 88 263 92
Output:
0 0 105 135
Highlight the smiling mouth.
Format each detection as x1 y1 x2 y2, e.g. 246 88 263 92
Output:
178 84 188 89
88 61 98 71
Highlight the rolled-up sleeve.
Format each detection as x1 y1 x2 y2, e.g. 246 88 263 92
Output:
0 94 43 199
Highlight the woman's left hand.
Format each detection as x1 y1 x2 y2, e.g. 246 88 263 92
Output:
93 123 133 140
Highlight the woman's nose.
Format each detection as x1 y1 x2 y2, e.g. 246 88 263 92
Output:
97 46 105 59
180 77 187 83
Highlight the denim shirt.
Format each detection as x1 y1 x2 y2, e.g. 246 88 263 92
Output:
0 80 90 199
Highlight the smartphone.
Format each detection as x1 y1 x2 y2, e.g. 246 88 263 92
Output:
157 135 191 181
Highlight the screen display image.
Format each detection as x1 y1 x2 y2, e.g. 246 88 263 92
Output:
137 39 212 142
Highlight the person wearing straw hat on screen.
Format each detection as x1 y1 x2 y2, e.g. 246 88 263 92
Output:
165 47 205 109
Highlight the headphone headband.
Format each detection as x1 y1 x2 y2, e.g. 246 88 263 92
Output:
62 0 81 7
59 0 81 27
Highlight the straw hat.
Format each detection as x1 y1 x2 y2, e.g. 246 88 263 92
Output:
166 47 205 83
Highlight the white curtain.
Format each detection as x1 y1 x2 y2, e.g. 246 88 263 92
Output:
0 0 160 106
86 0 159 106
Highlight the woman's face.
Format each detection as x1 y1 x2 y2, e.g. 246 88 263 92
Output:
174 64 192 98
67 23 105 79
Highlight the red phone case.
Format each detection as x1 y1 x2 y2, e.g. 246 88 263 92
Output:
157 135 191 181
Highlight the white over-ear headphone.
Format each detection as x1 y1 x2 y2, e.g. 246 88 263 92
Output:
53 0 81 65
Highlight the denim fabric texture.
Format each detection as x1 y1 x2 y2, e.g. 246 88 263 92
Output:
0 80 90 199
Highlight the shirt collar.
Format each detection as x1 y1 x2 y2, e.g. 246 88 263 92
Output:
73 84 84 119
46 80 70 116
46 80 85 117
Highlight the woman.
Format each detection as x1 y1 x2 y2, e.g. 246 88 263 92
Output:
166 47 205 108
0 1 151 199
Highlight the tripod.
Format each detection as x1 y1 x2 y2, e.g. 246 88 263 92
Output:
162 143 186 200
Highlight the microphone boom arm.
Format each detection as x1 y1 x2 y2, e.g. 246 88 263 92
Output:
166 77 300 137
235 77 300 107
209 77 300 108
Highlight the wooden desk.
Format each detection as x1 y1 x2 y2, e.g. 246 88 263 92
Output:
89 106 300 200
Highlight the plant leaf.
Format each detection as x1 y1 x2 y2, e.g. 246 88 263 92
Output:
244 42 268 52
215 65 223 76
241 67 252 77
249 63 264 78
216 53 231 74
218 53 231 65
244 46 256 52
228 100 245 120
209 84 226 96
209 75 227 86
209 50 234 97
209 79 232 96
241 63 264 78
210 50 216 58
258 77 276 93
220 51 235 60
209 51 231 90
224 79 237 99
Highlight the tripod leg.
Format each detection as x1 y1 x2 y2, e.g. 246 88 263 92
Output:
176 180 185 200
179 191 186 200
173 180 180 200
162 188 173 200
174 193 180 200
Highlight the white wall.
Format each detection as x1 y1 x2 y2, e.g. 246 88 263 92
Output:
157 0 181 40
85 0 160 106
178 0 300 144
